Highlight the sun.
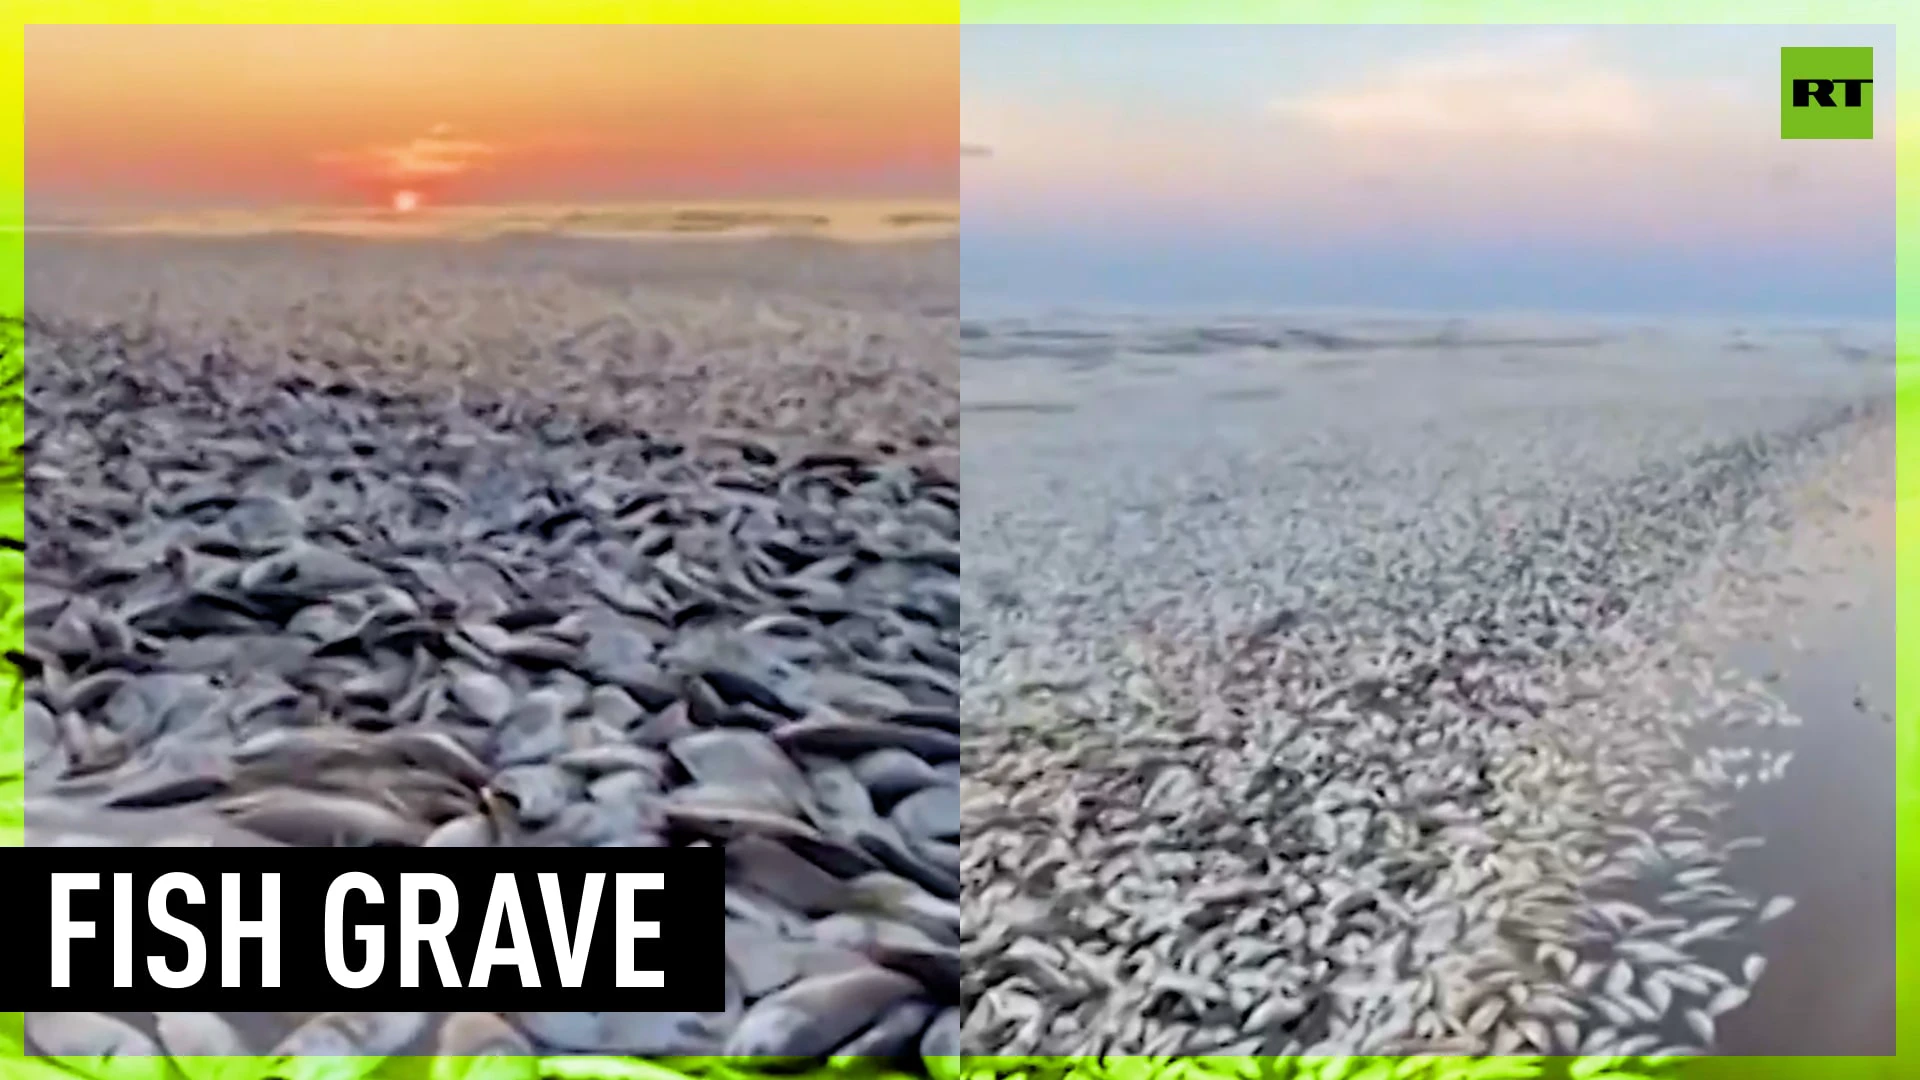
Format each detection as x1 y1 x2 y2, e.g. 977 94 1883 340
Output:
391 189 421 213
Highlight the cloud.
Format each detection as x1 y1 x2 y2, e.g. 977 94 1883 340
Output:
316 124 501 182
1270 35 1668 139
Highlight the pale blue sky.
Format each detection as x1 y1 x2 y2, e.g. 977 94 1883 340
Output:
963 25 1895 318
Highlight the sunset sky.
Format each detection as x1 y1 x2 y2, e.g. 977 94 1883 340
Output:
27 25 957 212
964 25 1895 318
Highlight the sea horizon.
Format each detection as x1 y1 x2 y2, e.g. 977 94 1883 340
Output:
958 291 1899 338
20 196 960 244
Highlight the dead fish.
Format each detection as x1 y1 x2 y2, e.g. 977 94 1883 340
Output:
240 544 386 597
832 999 938 1059
217 788 432 846
774 714 959 762
443 668 514 726
28 1012 161 1080
889 784 958 841
378 727 494 790
921 1006 960 1073
26 797 288 848
487 765 580 825
154 1012 258 1080
1706 983 1751 1016
429 1013 537 1080
512 1011 725 1055
852 747 944 804
725 833 853 915
670 729 813 812
1685 1007 1716 1046
271 1010 430 1062
424 812 498 847
723 966 924 1056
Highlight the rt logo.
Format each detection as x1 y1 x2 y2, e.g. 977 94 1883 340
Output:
1781 47 1874 139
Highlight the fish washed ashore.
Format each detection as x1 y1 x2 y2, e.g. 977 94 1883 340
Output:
18 235 959 1069
961 312 1894 1058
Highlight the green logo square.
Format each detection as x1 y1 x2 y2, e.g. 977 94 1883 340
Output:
1781 46 1874 139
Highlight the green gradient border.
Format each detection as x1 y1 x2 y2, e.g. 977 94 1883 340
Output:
955 2 1915 1079
3 5 1912 1080
0 9 958 1080
2 0 22 851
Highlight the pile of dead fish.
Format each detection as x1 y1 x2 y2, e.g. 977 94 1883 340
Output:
961 314 1892 1057
20 313 959 1065
23 236 959 464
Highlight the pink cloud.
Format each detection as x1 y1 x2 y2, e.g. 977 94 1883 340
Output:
1268 35 1751 142
315 124 501 182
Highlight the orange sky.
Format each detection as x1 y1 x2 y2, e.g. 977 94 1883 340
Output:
26 25 957 210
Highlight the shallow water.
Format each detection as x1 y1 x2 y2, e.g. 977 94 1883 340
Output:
1714 512 1897 1055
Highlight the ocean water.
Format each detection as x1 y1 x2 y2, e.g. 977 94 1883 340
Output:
22 199 958 244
